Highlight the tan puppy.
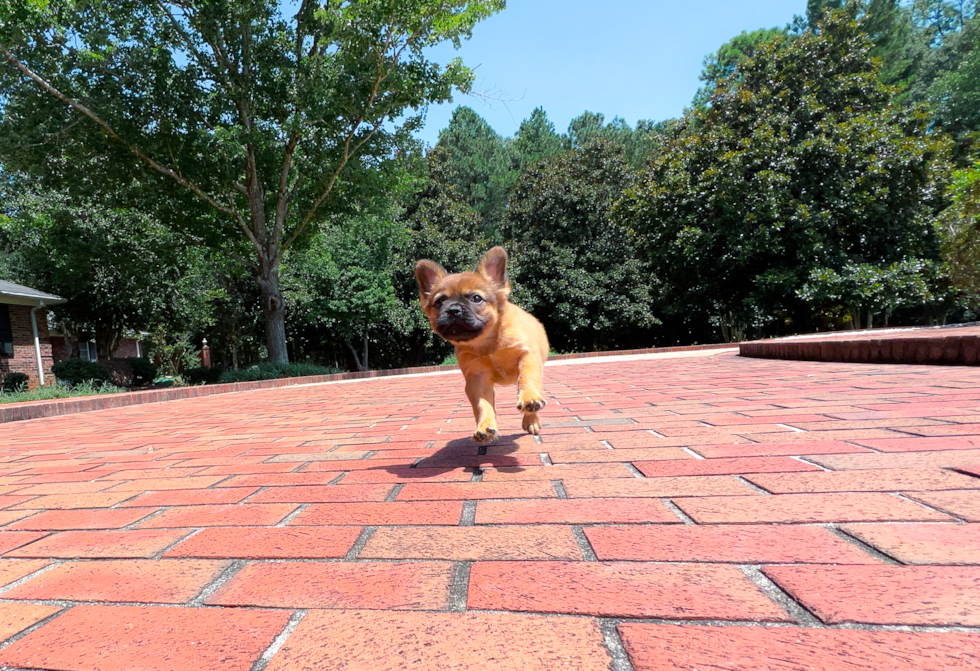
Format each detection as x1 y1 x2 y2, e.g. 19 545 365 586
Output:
415 247 549 443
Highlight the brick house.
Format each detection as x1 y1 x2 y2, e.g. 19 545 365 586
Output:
0 281 66 389
49 332 144 363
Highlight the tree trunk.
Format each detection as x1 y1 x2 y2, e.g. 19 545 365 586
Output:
94 324 122 361
346 338 367 372
363 322 369 371
257 260 289 364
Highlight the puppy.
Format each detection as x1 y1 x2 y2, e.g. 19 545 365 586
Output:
415 247 549 443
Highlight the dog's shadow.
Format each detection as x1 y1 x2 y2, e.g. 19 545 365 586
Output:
374 433 526 478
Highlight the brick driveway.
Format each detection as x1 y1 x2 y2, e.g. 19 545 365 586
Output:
0 350 978 670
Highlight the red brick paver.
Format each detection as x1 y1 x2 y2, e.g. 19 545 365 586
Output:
264 610 611 671
468 561 791 620
207 561 453 610
764 565 980 625
2 351 980 668
0 605 291 671
3 559 229 603
619 623 980 671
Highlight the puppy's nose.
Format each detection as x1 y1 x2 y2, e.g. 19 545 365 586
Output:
446 304 463 316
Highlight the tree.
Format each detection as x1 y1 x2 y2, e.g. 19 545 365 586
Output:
284 215 406 371
808 0 846 27
436 105 515 233
392 146 488 364
0 0 505 363
693 27 788 108
511 107 568 172
0 186 208 358
566 111 663 167
503 138 657 352
618 8 951 342
937 161 980 304
929 15 980 149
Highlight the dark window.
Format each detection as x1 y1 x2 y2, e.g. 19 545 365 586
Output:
0 305 13 358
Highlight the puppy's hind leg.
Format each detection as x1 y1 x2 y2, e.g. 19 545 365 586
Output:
465 374 498 444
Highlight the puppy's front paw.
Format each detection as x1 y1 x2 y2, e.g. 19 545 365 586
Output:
522 412 542 436
516 392 547 413
472 426 498 444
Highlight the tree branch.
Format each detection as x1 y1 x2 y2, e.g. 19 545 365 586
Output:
0 41 242 221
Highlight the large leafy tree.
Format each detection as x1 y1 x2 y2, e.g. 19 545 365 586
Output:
0 0 505 363
284 216 405 371
435 105 514 233
618 8 951 342
504 138 657 352
392 146 487 364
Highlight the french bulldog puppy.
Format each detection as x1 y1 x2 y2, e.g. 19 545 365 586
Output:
415 247 549 443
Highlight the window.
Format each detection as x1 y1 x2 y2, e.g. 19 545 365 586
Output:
79 341 98 362
0 305 12 358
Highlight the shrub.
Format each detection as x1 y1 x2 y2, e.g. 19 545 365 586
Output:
97 358 134 387
184 366 224 386
2 372 29 392
126 357 158 386
51 358 110 386
218 362 341 383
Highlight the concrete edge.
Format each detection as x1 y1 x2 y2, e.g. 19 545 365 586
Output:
0 343 734 424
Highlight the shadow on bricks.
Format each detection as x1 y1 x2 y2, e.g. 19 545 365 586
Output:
380 434 526 476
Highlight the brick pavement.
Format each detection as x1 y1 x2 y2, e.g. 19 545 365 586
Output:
0 350 978 669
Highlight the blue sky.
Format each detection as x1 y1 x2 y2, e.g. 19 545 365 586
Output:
417 1 808 146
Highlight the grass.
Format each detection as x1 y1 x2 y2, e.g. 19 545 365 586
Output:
0 380 127 405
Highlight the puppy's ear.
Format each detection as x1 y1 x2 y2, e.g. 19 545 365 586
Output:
477 247 509 289
415 260 447 300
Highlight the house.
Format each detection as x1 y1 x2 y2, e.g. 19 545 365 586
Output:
49 332 144 364
0 281 65 389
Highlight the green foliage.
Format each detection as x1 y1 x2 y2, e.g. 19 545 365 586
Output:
218 361 341 384
937 161 980 303
512 107 569 172
694 27 788 107
504 138 658 351
51 358 110 386
0 186 210 359
620 8 951 342
566 112 664 167
284 214 408 371
0 379 126 405
798 259 937 328
125 357 157 387
436 106 516 232
1 372 29 392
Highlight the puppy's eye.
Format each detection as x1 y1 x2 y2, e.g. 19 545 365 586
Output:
434 298 445 309
470 295 484 304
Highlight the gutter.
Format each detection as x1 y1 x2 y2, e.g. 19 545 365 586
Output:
29 303 46 386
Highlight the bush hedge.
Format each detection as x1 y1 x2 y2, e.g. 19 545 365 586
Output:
218 362 341 384
51 359 110 386
125 357 158 386
184 365 224 386
1 372 29 392
98 359 134 387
